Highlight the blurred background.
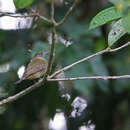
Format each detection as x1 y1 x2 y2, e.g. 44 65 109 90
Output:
0 0 130 130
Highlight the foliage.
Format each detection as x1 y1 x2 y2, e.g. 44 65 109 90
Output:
89 7 122 30
14 0 34 9
108 19 126 46
89 0 130 46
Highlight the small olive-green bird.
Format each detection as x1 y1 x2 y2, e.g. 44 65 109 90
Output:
16 51 48 84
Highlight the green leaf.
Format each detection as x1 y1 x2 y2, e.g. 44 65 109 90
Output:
108 19 127 47
13 0 34 9
89 7 122 29
122 12 130 33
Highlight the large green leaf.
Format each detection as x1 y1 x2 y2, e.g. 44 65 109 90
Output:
13 0 34 9
108 19 127 47
89 7 122 29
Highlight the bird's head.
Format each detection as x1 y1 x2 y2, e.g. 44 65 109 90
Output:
34 51 49 59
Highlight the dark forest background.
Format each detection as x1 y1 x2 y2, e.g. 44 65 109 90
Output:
0 0 130 130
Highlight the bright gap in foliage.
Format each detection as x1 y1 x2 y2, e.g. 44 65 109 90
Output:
0 0 33 30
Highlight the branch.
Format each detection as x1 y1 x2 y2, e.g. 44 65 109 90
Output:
0 11 51 24
1 74 130 106
34 12 52 24
55 0 80 26
47 75 130 81
49 42 130 79
0 12 32 17
108 42 130 52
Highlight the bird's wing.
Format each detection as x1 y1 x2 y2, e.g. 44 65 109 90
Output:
23 58 47 79
15 65 46 84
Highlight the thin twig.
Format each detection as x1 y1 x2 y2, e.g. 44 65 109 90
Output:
0 12 51 24
49 42 130 79
47 75 130 81
108 42 130 52
35 13 52 24
55 0 80 26
0 12 34 18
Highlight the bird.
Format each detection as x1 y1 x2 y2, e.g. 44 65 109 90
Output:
16 51 48 84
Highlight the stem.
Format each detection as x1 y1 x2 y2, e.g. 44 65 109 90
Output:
48 75 130 81
45 27 56 76
56 0 80 26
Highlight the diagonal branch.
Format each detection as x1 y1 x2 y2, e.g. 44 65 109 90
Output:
34 12 52 24
49 42 130 79
55 0 80 26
